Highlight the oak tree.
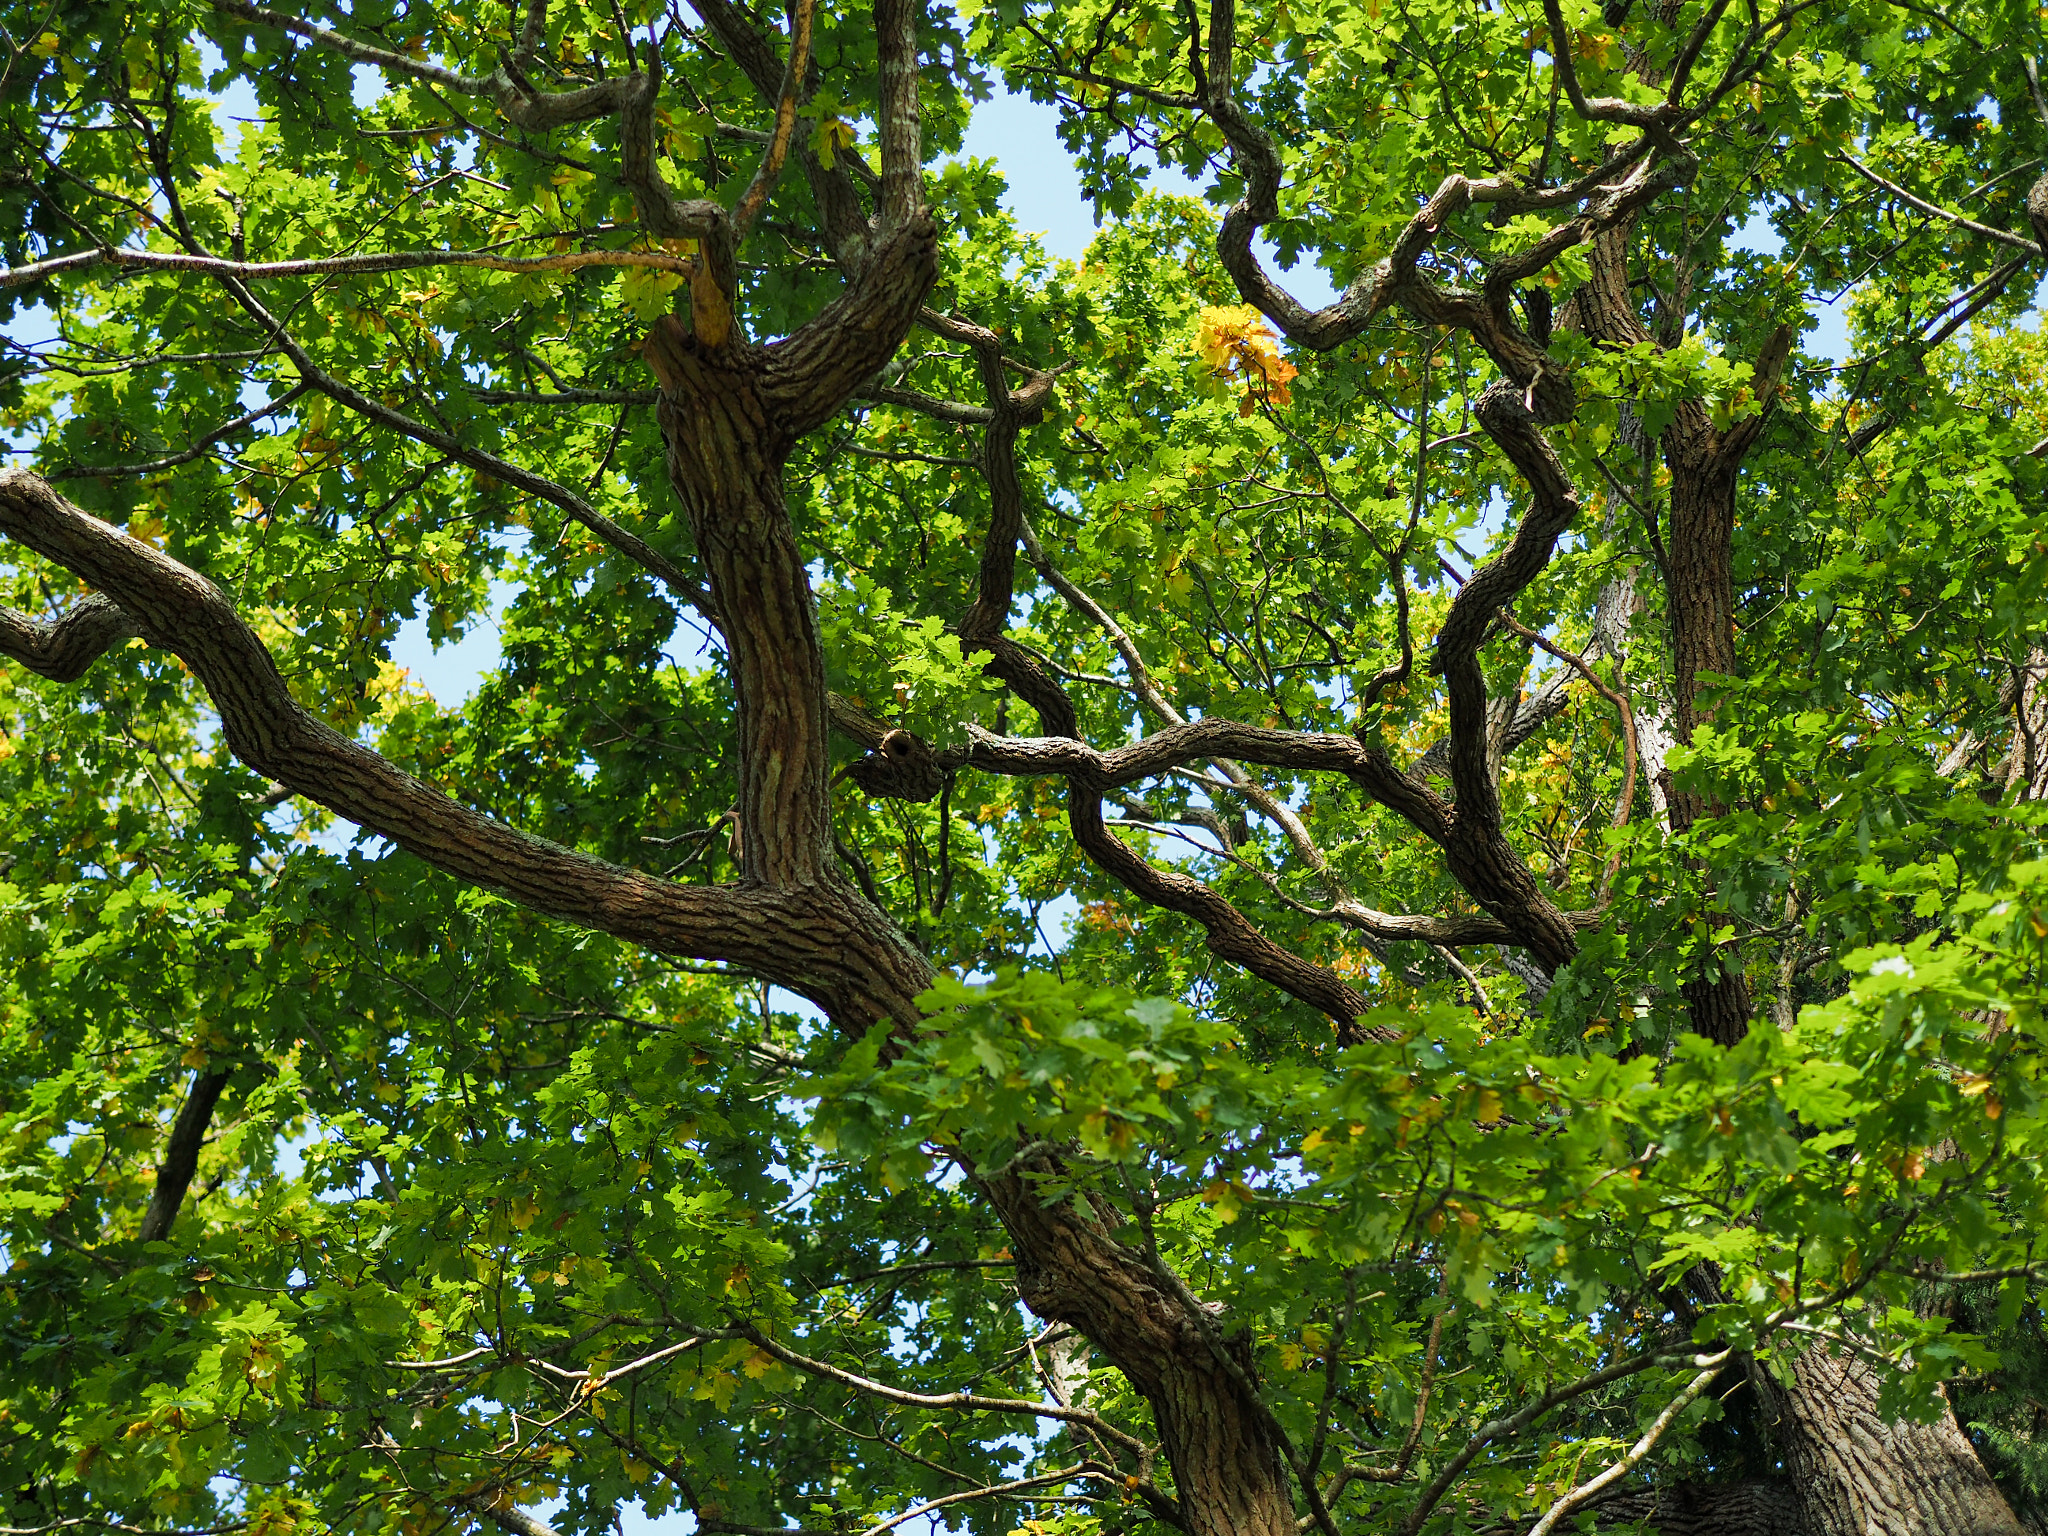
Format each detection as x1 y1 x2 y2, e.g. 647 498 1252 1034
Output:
5 1 2048 1533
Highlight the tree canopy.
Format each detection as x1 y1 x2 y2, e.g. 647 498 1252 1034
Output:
4 1 2048 1533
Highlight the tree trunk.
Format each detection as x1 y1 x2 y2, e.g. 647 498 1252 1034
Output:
1754 1348 2027 1536
650 324 839 887
982 1164 1297 1536
1562 210 2026 1530
1582 1480 1802 1534
1661 456 1755 1046
2002 646 2048 801
645 311 1300 1534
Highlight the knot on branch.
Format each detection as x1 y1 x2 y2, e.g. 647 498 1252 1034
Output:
844 729 946 802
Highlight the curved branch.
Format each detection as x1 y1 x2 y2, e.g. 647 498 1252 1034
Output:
1419 382 1588 971
1191 0 1696 421
211 0 493 93
1435 385 1582 816
0 591 141 682
750 142 938 430
1539 0 1676 130
725 1319 1150 1456
213 1 732 283
860 1467 1107 1536
965 718 1432 811
0 470 926 1028
968 631 1393 1037
687 0 873 271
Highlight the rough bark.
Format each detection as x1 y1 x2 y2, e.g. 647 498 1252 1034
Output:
645 324 838 885
1577 1480 1802 1534
0 4 1316 1520
1563 203 2027 1536
0 472 936 1033
635 198 1302 1531
2001 647 2048 801
17 3 2036 1530
0 591 139 681
1753 1348 2026 1536
981 1161 1295 1536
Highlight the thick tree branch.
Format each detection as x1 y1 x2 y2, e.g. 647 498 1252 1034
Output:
0 591 141 682
0 469 926 1028
751 214 940 438
1190 0 1693 421
137 1067 231 1244
1420 383 1587 970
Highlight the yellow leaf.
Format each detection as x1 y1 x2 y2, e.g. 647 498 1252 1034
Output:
812 116 857 168
618 263 686 322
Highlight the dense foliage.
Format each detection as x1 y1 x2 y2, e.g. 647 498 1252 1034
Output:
2 0 2047 1533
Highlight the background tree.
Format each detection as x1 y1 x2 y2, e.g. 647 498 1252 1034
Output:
3 1 2048 1534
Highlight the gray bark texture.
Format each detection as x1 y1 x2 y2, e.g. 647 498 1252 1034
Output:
1755 1350 2026 1536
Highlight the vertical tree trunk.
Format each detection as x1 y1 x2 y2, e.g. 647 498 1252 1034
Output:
1755 1348 2026 1536
1661 458 1756 1046
983 1165 1299 1536
651 328 839 888
1563 212 2026 1528
646 313 1302 1534
2002 647 2048 801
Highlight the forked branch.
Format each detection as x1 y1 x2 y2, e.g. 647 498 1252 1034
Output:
0 470 924 1028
